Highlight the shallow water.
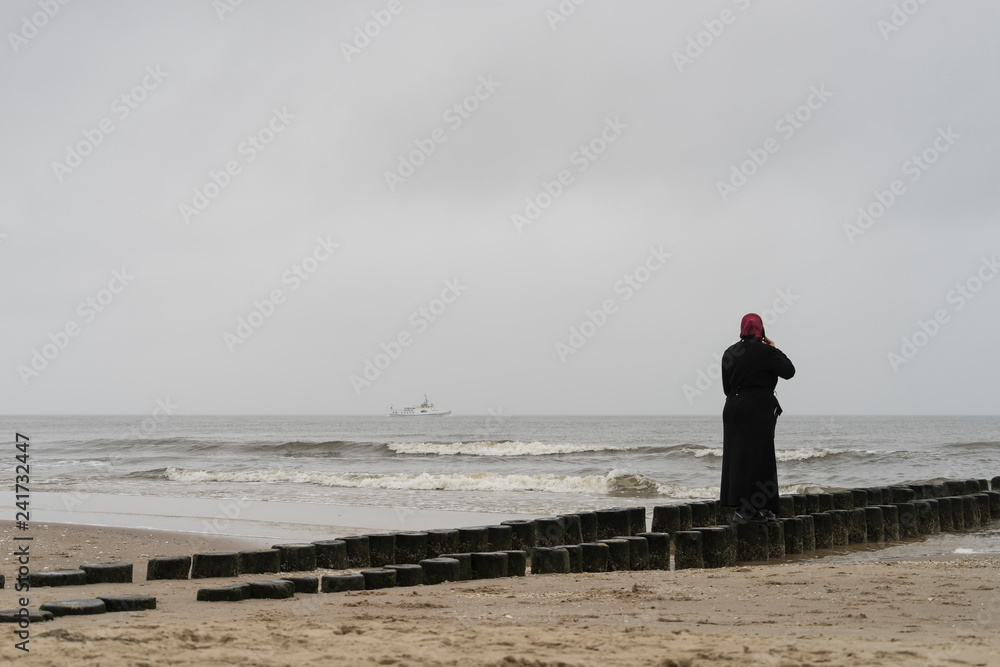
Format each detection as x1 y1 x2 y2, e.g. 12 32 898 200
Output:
7 415 997 519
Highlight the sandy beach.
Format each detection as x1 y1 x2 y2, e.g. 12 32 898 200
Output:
2 521 998 666
5 0 999 660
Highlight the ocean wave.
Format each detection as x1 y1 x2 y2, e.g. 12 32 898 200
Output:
127 467 170 479
648 482 826 498
778 483 828 494
386 441 632 456
241 440 379 457
942 441 1000 450
47 459 110 467
678 446 876 461
182 439 382 457
54 437 381 455
163 467 669 496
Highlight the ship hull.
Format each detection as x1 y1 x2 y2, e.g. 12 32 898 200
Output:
388 409 451 416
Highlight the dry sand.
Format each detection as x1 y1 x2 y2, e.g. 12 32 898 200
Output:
1 521 998 666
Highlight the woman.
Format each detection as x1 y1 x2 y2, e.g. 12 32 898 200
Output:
720 313 795 522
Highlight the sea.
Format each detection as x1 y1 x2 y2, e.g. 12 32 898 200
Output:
8 415 998 521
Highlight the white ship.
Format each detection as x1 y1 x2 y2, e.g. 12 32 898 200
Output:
389 394 451 416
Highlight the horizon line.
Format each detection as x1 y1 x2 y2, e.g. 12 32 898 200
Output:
2 413 998 418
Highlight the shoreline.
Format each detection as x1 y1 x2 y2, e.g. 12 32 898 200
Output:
6 491 536 542
1 521 997 665
0 521 271 581
11 490 998 563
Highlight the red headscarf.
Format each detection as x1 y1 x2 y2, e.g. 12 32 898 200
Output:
740 313 764 339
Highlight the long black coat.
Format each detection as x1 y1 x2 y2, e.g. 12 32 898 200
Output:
719 336 795 514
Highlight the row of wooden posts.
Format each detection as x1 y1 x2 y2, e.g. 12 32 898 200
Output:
14 478 996 610
168 476 1000 593
667 478 999 568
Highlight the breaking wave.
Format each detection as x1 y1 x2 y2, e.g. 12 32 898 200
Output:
678 447 877 461
386 441 632 456
164 467 668 497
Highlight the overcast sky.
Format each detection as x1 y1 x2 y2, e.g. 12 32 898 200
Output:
2 0 997 416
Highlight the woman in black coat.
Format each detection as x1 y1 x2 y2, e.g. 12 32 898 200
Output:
720 313 795 521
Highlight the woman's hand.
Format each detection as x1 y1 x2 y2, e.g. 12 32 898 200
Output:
763 336 775 347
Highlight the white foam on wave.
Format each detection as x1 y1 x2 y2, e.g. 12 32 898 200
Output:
163 467 823 497
678 447 723 458
779 483 827 494
166 467 671 495
652 483 720 499
679 447 875 461
649 482 824 498
387 440 631 456
51 459 108 467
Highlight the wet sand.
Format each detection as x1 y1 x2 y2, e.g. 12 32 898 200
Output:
18 491 536 542
2 521 999 666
